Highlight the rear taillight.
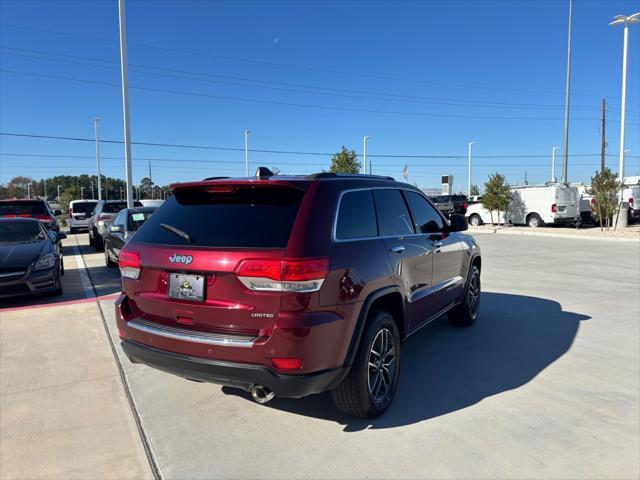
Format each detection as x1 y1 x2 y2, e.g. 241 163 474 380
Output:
551 203 557 213
463 202 468 210
98 214 111 222
35 214 52 223
591 198 597 206
118 249 141 280
629 197 634 206
272 357 303 370
236 258 329 292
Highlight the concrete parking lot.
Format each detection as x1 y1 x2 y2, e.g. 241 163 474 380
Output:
1 232 639 479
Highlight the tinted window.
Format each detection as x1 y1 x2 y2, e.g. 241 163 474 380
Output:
103 201 142 213
71 201 97 214
132 186 303 248
373 189 415 236
128 210 154 231
450 195 467 202
336 190 377 239
0 201 46 215
0 220 47 243
113 211 126 227
405 191 445 233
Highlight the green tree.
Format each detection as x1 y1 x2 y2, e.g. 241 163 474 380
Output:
482 173 511 225
329 147 360 174
588 167 622 231
470 184 480 196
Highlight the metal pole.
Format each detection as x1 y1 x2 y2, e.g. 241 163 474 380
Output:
118 0 134 208
94 118 103 201
562 0 573 184
148 160 152 199
57 185 61 199
244 129 251 176
552 146 559 182
81 186 85 199
618 22 629 182
363 136 371 174
43 179 47 199
467 142 476 196
91 181 94 199
27 183 31 199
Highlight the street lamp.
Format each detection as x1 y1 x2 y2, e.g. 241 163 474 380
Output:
552 146 560 183
80 186 85 199
467 141 477 197
94 117 103 201
244 129 252 176
363 136 372 175
610 12 640 182
562 0 573 184
57 185 61 199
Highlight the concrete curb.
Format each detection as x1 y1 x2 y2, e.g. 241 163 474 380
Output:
469 227 640 243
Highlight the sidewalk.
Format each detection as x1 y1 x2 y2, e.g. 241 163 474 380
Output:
0 240 152 479
469 223 640 243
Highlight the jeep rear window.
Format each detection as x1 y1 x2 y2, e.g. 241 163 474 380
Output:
131 186 304 248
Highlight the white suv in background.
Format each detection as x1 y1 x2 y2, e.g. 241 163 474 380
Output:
68 200 98 234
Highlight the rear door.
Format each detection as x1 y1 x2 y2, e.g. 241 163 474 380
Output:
124 184 305 341
372 189 434 330
555 186 579 220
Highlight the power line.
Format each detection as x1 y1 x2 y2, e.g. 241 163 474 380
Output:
4 133 638 160
4 46 634 114
3 69 620 123
0 22 631 100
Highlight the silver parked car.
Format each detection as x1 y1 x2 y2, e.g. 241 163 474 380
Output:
88 200 142 251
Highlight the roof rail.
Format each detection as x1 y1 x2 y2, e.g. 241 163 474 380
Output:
307 172 395 181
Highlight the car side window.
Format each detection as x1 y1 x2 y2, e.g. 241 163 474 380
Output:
373 189 415 236
336 190 378 239
404 191 445 234
113 212 126 228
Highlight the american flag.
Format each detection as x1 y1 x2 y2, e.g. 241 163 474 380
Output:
402 165 408 179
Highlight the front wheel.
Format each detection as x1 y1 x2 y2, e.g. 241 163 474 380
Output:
527 213 543 228
449 265 481 327
468 214 482 227
332 310 401 419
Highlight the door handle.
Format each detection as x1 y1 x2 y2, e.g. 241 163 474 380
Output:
390 245 405 254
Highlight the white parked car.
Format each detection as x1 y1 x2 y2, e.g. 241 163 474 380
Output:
68 200 98 233
466 184 580 228
621 183 640 221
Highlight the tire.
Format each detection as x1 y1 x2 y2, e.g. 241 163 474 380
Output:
449 265 481 327
332 310 401 419
527 213 543 228
469 214 482 227
94 232 104 251
69 227 76 234
89 229 95 246
105 245 116 268
51 270 63 296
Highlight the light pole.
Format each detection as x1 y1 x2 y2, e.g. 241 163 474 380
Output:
94 117 103 201
27 183 31 199
43 179 47 199
610 13 640 183
552 146 560 183
561 0 573 184
81 186 85 199
118 0 134 208
57 185 61 200
467 141 476 197
244 129 251 176
363 136 371 174
91 181 95 199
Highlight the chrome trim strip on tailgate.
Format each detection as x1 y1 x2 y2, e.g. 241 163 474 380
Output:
128 319 256 348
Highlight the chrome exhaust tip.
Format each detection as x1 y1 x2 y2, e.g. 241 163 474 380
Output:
250 385 274 404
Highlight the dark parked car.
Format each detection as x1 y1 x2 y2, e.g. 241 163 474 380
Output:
0 199 62 232
434 195 469 215
104 207 157 267
88 200 142 251
115 171 481 419
0 218 66 298
430 196 455 217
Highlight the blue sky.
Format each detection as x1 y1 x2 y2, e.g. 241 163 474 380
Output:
1 0 639 191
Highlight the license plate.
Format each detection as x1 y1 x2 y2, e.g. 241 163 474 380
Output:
168 273 205 302
75 215 86 220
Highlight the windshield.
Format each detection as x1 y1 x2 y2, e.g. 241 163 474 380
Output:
0 221 47 243
0 201 46 216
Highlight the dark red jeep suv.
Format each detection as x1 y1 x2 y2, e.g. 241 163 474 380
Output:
116 171 481 418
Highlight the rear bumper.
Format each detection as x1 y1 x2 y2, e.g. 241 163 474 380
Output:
121 339 346 398
552 216 579 224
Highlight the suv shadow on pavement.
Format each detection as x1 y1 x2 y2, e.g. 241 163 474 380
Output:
223 292 590 431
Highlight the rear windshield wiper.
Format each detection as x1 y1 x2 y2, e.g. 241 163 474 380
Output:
160 223 194 244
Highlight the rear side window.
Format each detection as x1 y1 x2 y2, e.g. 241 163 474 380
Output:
128 211 154 231
0 201 46 215
336 190 377 239
405 191 445 233
373 189 415 236
132 186 304 248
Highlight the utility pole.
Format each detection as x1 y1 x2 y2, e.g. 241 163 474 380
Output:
468 141 476 196
57 185 61 199
43 179 47 199
600 97 607 172
81 186 85 199
552 146 559 182
244 129 251 176
91 181 95 199
363 136 371 174
562 0 573 184
148 160 153 199
27 183 31 199
118 0 134 208
94 118 103 201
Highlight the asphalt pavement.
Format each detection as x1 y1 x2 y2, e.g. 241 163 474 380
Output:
1 232 638 479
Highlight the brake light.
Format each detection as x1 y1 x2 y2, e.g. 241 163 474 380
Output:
463 202 468 210
551 203 557 213
272 357 303 370
236 258 329 292
35 214 51 222
118 249 141 279
629 197 634 206
98 214 111 222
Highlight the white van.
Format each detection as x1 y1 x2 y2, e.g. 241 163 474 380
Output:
621 179 640 221
465 185 580 228
68 200 98 233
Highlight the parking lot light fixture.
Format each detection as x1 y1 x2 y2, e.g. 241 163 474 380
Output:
468 141 477 196
244 129 252 176
363 136 372 174
552 146 560 183
610 12 640 183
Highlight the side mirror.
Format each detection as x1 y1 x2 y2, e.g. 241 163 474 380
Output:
54 209 62 216
449 214 468 232
110 225 123 233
